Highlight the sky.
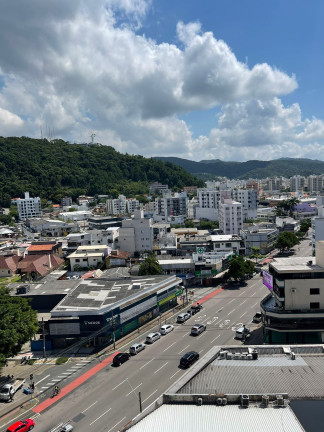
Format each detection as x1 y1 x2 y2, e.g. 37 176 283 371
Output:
0 0 324 162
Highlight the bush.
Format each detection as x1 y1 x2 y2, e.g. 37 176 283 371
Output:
56 356 69 365
27 359 36 365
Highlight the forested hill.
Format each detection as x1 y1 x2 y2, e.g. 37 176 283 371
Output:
155 156 324 180
0 137 204 206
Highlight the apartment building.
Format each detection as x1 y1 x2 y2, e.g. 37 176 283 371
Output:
231 189 258 220
17 191 41 220
219 198 243 235
290 175 306 192
311 207 324 252
118 209 153 256
195 189 221 221
240 225 278 255
307 175 324 193
126 198 140 214
261 242 324 344
149 182 169 195
154 193 187 222
106 194 127 215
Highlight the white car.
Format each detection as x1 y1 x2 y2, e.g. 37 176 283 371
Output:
145 332 161 344
191 324 206 336
177 313 191 323
160 324 174 335
129 343 146 355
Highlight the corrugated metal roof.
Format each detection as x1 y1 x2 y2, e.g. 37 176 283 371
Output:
128 405 305 432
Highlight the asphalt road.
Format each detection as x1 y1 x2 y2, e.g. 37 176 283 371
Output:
2 235 311 432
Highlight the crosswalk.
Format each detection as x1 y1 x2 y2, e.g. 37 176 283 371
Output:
40 359 91 391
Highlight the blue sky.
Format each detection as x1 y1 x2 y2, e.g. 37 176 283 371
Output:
0 0 323 161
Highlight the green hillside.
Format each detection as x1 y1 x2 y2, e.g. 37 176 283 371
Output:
0 137 204 206
155 157 324 180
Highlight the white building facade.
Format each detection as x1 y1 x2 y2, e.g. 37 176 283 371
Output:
17 192 41 220
118 209 153 256
219 199 243 235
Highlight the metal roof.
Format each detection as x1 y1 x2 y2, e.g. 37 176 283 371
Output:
127 404 304 432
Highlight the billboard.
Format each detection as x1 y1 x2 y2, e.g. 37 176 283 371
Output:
262 270 273 291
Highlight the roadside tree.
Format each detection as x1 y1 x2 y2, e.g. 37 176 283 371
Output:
138 255 163 276
275 232 300 253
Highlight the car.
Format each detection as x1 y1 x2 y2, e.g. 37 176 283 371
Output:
253 312 262 323
129 343 146 355
112 352 130 366
191 324 206 336
160 324 174 335
187 304 203 315
180 351 199 368
145 332 161 344
177 312 191 323
235 326 250 340
7 419 35 432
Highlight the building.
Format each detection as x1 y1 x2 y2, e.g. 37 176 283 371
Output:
231 189 258 220
195 189 221 221
47 274 182 348
307 175 324 193
261 242 324 344
154 193 187 223
17 254 64 280
67 245 109 271
118 209 153 256
240 225 278 255
26 219 79 237
65 230 114 254
311 207 324 252
59 210 92 222
88 216 123 230
126 198 140 214
61 196 72 207
290 175 306 192
219 198 243 235
149 182 169 195
276 217 300 233
209 234 244 255
17 192 41 220
106 195 127 215
0 255 20 277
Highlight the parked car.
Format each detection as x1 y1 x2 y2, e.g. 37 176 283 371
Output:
112 352 130 366
235 326 250 340
191 324 206 336
180 351 199 368
7 419 35 432
145 332 161 344
253 312 262 323
177 312 191 323
187 304 203 315
160 324 174 335
129 343 146 355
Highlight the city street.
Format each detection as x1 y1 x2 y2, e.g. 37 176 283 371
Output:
0 236 311 432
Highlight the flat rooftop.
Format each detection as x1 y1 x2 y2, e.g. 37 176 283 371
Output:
52 275 180 315
270 256 324 272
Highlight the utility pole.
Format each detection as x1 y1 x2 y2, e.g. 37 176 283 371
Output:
139 392 142 412
42 318 46 360
111 311 116 350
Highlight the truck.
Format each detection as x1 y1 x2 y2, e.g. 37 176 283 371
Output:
0 378 25 402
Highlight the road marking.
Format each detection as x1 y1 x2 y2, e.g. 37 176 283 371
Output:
57 376 66 379
76 363 86 366
227 299 235 304
170 370 181 380
142 389 158 403
240 312 247 318
139 358 155 370
240 300 247 305
154 362 169 374
182 333 188 338
41 386 49 389
238 291 245 296
36 374 50 385
210 334 220 344
228 309 237 315
126 383 142 397
162 341 176 352
62 372 72 375
82 401 98 413
178 344 190 354
89 408 111 425
52 379 62 382
107 417 126 432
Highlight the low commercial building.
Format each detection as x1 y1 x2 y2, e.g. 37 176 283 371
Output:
261 242 324 344
48 274 182 348
241 225 278 255
67 245 109 271
209 234 244 255
88 216 123 230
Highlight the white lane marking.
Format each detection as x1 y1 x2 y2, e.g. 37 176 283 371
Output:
112 379 126 391
178 344 190 355
210 334 221 344
107 417 126 432
240 312 247 318
240 300 247 305
142 389 158 403
89 408 111 425
139 358 155 370
162 341 176 352
36 374 50 385
154 362 169 375
126 383 142 397
57 376 66 379
228 309 237 315
41 386 49 389
62 372 72 375
170 370 181 380
238 291 245 296
207 316 218 325
51 379 62 382
182 333 188 338
82 401 98 413
227 299 235 304
76 363 86 366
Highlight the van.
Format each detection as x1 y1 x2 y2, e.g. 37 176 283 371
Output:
235 326 249 340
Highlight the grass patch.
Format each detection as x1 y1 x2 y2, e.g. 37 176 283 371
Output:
56 357 69 365
27 359 36 365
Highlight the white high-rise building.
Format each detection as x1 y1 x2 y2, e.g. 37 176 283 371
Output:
195 189 222 221
219 198 243 235
154 192 187 222
106 195 127 215
231 189 258 220
118 209 153 256
126 198 140 214
290 175 306 192
307 175 324 193
17 191 41 220
311 207 324 252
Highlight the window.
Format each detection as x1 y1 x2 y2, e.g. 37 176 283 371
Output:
310 288 320 295
310 302 320 309
75 259 80 262
83 258 87 262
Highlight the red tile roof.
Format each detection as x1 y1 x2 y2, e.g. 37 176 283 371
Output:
28 244 56 252
109 250 130 260
0 255 20 272
17 254 64 276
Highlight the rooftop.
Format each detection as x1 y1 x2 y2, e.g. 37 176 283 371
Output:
270 256 324 272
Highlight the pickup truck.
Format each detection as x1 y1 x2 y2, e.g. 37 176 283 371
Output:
0 378 25 401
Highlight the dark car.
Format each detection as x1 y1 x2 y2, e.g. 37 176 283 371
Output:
113 352 130 366
187 304 203 315
180 351 199 368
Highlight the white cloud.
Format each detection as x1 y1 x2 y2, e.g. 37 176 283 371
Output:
0 107 24 134
0 2 322 162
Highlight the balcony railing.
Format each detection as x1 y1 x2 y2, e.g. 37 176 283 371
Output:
262 293 324 315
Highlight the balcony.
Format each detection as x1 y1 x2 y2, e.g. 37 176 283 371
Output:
262 293 324 315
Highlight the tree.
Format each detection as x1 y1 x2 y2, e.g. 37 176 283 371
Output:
275 232 300 253
138 256 163 276
0 289 38 366
250 247 263 263
299 218 311 234
227 255 255 281
185 220 195 228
